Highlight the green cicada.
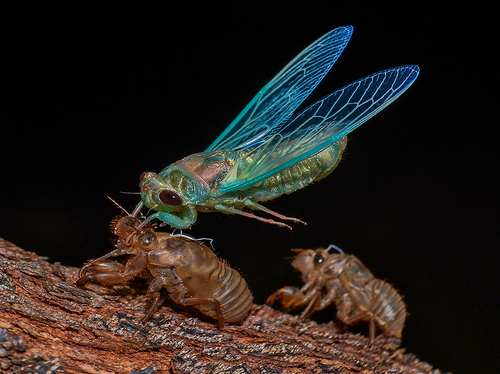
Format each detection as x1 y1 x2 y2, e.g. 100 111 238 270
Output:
134 26 419 229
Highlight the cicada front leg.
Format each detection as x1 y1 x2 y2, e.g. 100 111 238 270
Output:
266 286 320 315
77 260 125 287
140 206 198 230
77 253 149 288
78 248 125 279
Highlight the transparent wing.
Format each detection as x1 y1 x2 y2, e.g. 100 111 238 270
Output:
205 26 353 152
219 65 420 193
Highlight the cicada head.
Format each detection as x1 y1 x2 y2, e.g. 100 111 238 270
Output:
291 248 348 282
290 249 320 282
110 215 142 239
139 172 190 213
139 157 214 213
292 248 331 271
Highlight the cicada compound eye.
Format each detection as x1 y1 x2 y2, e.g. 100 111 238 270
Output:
159 190 183 206
313 252 326 267
138 231 157 249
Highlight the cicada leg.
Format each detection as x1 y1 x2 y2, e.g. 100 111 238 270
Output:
266 286 310 311
131 201 144 218
369 315 376 345
136 208 197 231
78 248 125 279
141 279 163 323
177 296 224 329
243 200 306 226
214 203 302 229
77 253 149 288
76 260 125 287
299 292 322 320
336 300 375 345
143 276 225 329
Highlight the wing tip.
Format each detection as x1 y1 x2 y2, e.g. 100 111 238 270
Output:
404 64 420 74
332 25 354 38
380 65 420 82
344 25 354 33
401 65 420 82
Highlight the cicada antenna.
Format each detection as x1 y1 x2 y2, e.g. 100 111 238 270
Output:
107 196 132 216
325 243 345 254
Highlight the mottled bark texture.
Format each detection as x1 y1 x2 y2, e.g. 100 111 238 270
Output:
0 238 445 373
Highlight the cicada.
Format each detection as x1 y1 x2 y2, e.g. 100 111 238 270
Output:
135 26 419 229
77 214 254 328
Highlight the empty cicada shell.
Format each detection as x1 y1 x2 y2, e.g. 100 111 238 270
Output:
77 215 253 328
267 245 406 343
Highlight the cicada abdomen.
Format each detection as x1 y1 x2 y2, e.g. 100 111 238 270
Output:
194 256 254 324
364 277 406 338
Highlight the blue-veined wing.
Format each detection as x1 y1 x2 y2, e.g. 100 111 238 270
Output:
206 26 353 152
218 65 420 193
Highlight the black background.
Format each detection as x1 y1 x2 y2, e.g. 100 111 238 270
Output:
2 3 498 373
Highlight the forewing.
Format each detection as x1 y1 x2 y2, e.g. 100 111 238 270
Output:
219 65 420 193
205 26 353 152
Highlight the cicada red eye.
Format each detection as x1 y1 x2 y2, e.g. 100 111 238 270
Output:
159 190 183 206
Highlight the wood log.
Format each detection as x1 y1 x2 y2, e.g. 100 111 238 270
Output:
0 238 445 373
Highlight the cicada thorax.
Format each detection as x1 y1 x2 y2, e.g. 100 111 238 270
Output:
153 150 241 203
337 255 375 289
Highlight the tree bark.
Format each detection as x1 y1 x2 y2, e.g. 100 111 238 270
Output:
0 238 445 374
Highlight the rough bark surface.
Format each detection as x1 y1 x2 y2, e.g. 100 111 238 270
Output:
0 238 445 374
